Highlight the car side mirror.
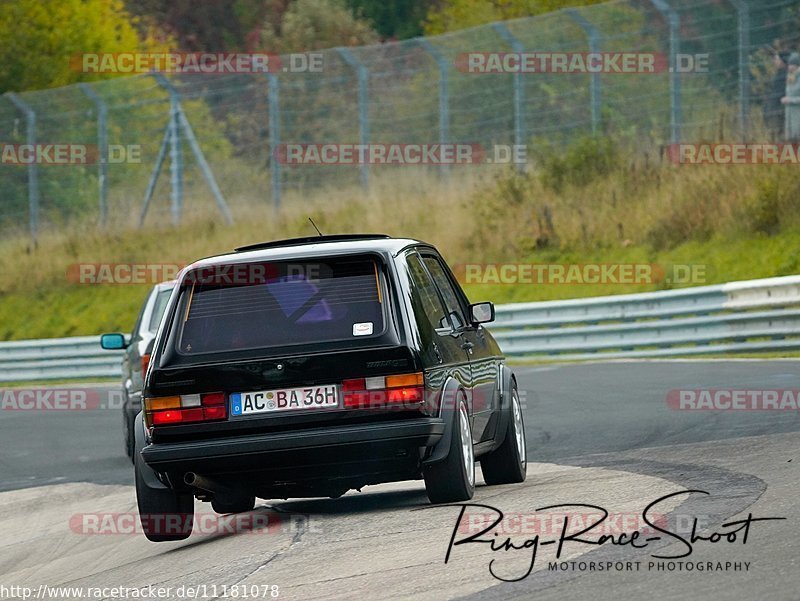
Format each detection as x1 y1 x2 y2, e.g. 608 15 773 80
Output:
470 302 495 325
100 333 128 350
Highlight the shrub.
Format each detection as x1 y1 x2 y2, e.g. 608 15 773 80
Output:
535 135 620 192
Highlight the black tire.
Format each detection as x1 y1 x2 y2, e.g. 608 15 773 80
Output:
212 496 256 514
481 384 527 485
135 454 194 542
424 397 475 504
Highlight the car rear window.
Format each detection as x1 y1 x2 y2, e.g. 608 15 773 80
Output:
175 257 384 354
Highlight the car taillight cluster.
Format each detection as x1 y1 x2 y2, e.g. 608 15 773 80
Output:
145 392 227 426
342 372 425 409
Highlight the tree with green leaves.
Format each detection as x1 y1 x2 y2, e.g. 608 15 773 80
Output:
345 0 432 40
259 0 378 53
125 0 278 52
0 0 167 93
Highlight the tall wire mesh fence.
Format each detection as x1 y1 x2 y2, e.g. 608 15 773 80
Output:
0 0 797 241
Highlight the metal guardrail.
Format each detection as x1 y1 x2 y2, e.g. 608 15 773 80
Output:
1 275 799 382
492 275 800 360
0 336 125 382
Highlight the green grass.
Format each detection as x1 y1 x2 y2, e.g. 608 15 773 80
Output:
0 285 152 340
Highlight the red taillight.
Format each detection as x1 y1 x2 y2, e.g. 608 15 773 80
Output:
342 378 366 392
387 387 424 404
201 392 226 406
151 410 182 425
344 391 371 407
180 408 204 422
203 405 226 420
141 354 150 375
343 373 424 410
146 392 227 426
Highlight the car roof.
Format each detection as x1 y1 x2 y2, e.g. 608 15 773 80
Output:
182 235 433 272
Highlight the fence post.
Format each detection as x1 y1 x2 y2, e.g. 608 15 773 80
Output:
649 0 681 144
78 84 108 228
153 74 183 225
336 48 370 190
138 122 171 227
153 73 233 225
419 39 450 179
6 93 39 242
566 10 602 135
729 0 750 136
174 106 233 225
267 73 281 210
491 23 527 171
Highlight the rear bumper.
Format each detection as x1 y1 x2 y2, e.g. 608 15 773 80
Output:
141 418 445 479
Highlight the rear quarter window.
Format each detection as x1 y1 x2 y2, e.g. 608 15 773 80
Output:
405 253 448 330
148 289 173 333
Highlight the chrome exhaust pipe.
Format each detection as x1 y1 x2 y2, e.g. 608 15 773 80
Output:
184 472 232 496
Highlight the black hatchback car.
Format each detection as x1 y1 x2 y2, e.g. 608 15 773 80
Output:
134 234 526 541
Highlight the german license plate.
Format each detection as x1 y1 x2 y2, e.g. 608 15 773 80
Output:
230 385 338 416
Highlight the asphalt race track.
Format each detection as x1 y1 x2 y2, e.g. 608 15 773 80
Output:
0 360 798 600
